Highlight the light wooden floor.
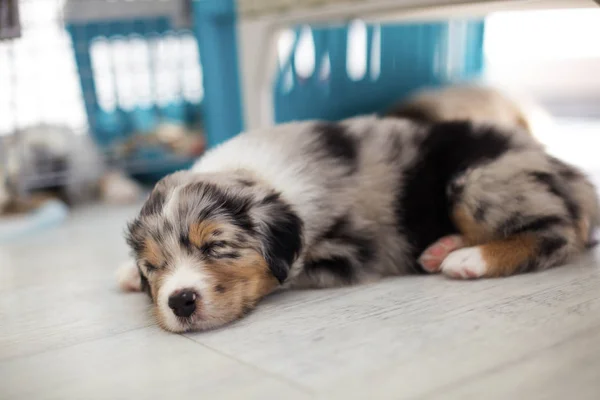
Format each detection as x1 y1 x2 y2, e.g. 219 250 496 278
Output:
2 122 600 399
1 201 600 399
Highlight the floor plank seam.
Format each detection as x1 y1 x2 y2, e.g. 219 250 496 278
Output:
179 334 316 396
414 322 600 399
0 324 154 364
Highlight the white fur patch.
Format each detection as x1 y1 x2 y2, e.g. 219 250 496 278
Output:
162 187 181 220
440 247 488 279
157 261 209 332
116 260 141 292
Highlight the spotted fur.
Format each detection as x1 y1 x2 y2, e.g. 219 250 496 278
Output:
122 115 599 332
387 84 536 136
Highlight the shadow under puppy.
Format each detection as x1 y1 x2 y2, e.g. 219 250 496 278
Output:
118 115 599 332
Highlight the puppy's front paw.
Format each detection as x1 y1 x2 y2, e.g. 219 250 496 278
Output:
116 260 142 292
440 247 487 279
418 235 465 273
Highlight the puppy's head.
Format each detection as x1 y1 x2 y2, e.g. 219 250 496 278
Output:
122 171 303 332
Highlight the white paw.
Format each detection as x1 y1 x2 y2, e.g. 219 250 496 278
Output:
116 260 142 292
440 247 487 279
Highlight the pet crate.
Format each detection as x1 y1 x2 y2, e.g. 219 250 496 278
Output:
273 20 485 124
196 0 487 146
0 0 209 196
64 0 204 178
228 0 595 139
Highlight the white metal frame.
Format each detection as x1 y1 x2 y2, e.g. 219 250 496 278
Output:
63 0 190 28
235 0 597 130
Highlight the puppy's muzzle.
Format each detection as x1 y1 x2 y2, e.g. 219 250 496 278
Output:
168 289 198 318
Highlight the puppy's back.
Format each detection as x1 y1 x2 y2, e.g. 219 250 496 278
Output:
387 84 535 136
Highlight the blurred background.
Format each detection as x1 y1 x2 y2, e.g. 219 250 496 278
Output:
1 0 599 241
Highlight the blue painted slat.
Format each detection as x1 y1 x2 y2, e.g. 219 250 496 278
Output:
67 16 204 180
192 0 243 147
274 20 485 124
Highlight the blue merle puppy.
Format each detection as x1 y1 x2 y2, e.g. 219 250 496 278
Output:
118 115 599 332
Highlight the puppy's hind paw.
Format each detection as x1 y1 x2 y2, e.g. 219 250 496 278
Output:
440 247 488 279
418 235 465 273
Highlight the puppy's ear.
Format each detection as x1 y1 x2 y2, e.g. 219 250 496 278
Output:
255 194 303 283
116 261 142 292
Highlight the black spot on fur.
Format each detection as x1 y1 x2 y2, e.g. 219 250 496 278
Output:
518 259 538 274
538 236 568 257
261 192 280 205
212 229 223 237
396 122 512 259
304 256 355 284
184 182 255 233
313 122 358 171
259 199 303 283
163 220 175 235
529 171 580 221
322 216 351 239
474 201 489 221
321 215 375 264
501 215 566 236
304 215 376 282
140 190 166 217
179 234 192 250
125 220 144 253
215 284 226 293
387 104 434 123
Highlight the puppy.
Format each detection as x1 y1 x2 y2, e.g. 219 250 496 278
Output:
119 116 599 332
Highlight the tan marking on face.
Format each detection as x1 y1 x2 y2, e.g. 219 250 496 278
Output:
479 233 537 277
191 220 278 313
451 205 493 246
142 238 165 269
139 239 169 304
189 221 224 247
204 251 278 316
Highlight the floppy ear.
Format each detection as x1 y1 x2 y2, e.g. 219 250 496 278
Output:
116 260 142 292
255 194 304 283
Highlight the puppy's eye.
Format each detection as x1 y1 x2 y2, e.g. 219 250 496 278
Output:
145 262 158 272
199 241 223 255
199 241 238 259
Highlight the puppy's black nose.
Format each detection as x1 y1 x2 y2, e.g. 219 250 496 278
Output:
168 289 198 318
